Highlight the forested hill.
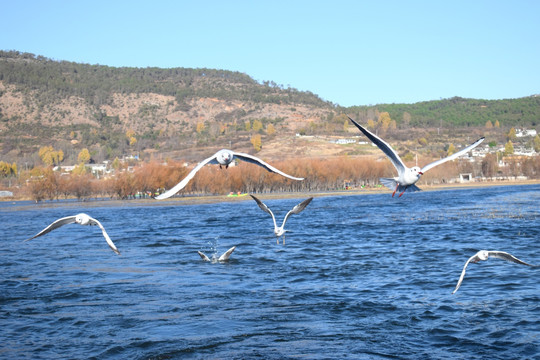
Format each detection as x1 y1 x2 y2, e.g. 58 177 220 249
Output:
0 50 330 107
0 50 538 167
348 96 540 128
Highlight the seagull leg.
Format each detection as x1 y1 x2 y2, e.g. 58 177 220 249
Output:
398 187 407 197
283 235 286 245
392 184 398 197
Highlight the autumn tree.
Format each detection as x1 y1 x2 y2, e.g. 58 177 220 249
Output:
504 140 514 156
481 153 498 178
494 120 500 128
447 144 456 156
196 122 205 134
251 134 262 151
377 112 392 134
0 161 17 177
78 148 91 164
507 127 517 141
266 123 276 135
485 120 493 129
38 146 64 166
252 119 263 132
533 135 540 152
367 119 375 130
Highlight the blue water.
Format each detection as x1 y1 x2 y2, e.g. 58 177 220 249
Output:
1 185 539 359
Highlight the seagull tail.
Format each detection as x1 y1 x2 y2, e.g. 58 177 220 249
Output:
379 178 421 193
379 178 398 191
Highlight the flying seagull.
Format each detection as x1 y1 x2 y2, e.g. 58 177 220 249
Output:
452 250 536 294
250 194 313 244
25 213 120 255
198 246 236 263
347 116 484 197
155 149 303 200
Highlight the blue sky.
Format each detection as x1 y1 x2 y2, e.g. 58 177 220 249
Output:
1 1 539 106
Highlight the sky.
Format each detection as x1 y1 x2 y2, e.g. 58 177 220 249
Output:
1 0 539 107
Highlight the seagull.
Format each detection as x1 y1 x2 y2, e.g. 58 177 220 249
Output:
25 213 120 255
347 116 485 197
155 149 304 200
198 246 236 263
250 195 313 244
452 250 536 294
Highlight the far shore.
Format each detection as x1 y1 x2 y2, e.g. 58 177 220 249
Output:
2 179 539 209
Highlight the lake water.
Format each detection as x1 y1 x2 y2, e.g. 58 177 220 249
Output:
1 185 539 359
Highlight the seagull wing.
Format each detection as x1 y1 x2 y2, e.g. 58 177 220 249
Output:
218 246 236 261
25 215 77 241
281 197 313 228
488 251 535 266
250 195 278 229
197 251 211 261
88 217 120 255
233 152 303 181
347 116 405 175
421 137 485 174
155 153 218 199
452 254 479 294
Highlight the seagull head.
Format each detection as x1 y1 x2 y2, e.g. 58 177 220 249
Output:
75 213 90 225
217 149 233 165
477 250 489 261
411 166 423 176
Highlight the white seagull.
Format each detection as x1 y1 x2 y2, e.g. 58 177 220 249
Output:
250 194 313 244
347 116 485 197
198 246 236 263
452 250 536 294
25 213 120 255
156 149 303 200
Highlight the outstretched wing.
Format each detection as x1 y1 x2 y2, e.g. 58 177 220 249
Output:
25 216 77 242
233 152 303 181
197 251 211 262
250 195 278 229
489 251 535 266
421 137 485 174
282 197 313 228
347 116 406 175
88 217 120 255
155 153 218 199
218 246 236 261
452 254 479 294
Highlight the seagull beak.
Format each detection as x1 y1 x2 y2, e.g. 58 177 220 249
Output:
418 171 423 175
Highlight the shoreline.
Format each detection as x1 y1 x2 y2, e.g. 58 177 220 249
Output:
2 179 539 209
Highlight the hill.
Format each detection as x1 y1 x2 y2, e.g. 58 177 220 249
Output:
0 50 538 167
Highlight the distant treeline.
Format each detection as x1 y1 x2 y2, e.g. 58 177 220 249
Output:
16 155 540 202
